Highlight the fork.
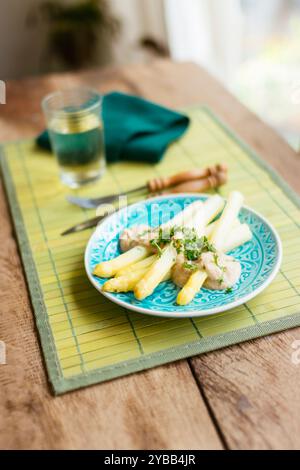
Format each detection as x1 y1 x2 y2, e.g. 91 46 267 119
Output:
67 164 227 209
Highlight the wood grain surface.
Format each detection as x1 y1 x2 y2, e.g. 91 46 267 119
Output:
0 60 299 450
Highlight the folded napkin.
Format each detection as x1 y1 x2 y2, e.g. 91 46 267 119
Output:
37 91 190 164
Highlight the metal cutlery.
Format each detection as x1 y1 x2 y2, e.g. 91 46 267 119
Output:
66 164 227 209
61 214 109 236
61 165 228 236
66 185 146 209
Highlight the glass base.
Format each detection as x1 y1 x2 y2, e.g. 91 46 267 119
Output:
60 165 105 189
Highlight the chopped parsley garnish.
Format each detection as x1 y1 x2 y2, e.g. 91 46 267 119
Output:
213 252 227 273
158 227 172 244
150 226 216 261
213 253 219 266
184 234 216 261
183 262 198 271
150 227 177 254
150 239 163 257
225 288 233 294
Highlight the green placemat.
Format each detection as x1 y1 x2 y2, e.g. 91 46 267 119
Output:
1 107 300 395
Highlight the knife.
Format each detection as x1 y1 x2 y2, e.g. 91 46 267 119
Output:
61 214 109 236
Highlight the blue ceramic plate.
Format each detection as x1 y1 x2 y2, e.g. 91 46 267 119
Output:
85 194 282 318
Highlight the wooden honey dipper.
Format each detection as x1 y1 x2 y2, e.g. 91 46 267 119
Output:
167 170 228 194
147 163 227 193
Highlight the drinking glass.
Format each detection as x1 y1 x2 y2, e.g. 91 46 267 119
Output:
42 87 105 188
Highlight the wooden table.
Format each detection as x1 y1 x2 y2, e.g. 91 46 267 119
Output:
1 60 300 450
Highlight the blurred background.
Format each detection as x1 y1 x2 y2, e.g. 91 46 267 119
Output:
1 0 300 150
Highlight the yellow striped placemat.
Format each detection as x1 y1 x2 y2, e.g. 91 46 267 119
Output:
1 106 300 394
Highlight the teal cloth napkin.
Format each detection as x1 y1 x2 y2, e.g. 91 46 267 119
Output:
37 91 190 164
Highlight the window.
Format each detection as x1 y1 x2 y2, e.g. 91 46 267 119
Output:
165 0 300 149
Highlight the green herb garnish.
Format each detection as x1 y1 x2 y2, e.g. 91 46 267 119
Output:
213 252 227 273
150 239 163 257
184 235 216 261
173 238 183 254
213 252 219 266
183 262 198 271
150 226 177 255
225 288 233 294
150 227 216 261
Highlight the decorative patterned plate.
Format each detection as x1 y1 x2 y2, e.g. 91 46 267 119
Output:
85 194 282 318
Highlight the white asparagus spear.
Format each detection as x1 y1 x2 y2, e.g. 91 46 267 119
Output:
93 246 149 278
103 268 148 292
221 224 252 253
210 191 244 250
200 195 226 226
116 254 157 277
205 218 241 238
177 269 208 306
161 200 203 229
134 244 177 300
185 194 225 237
103 268 171 293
